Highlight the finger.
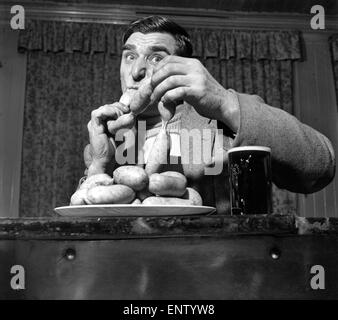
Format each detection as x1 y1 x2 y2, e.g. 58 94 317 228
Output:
153 55 186 72
91 104 125 123
151 75 189 103
160 87 189 105
107 113 136 135
105 102 130 113
115 101 131 113
108 101 130 113
88 118 105 135
83 144 93 168
151 62 186 89
90 104 126 135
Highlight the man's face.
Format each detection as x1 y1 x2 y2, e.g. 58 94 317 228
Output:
120 32 177 115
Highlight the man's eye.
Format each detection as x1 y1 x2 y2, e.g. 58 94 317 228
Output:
149 54 164 65
124 53 135 61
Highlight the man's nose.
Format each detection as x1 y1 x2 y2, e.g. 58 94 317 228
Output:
132 58 147 82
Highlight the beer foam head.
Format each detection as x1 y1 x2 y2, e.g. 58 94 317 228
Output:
228 146 271 154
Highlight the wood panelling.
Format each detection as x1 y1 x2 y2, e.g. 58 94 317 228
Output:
0 28 26 217
3 0 338 15
1 2 338 31
294 32 338 217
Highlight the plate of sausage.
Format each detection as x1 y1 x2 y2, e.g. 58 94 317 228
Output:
66 165 216 217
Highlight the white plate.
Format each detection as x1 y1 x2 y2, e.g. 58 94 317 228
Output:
54 204 216 217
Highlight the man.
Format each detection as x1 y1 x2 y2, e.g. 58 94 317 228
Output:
72 16 335 213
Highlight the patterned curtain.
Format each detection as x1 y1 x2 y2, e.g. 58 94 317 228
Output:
18 20 302 217
330 35 338 107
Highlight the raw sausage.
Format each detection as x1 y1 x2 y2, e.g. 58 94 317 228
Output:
142 196 194 206
70 189 91 205
113 165 149 191
182 187 203 206
130 78 152 115
145 127 170 175
79 173 114 190
148 172 187 197
158 101 176 123
87 184 135 204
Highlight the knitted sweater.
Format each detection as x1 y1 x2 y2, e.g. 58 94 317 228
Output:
145 91 336 214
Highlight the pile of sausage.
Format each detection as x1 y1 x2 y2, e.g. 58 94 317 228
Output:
70 166 203 206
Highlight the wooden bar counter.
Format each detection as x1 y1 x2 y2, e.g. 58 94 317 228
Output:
0 214 337 299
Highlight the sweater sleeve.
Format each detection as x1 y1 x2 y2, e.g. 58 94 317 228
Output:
228 91 336 194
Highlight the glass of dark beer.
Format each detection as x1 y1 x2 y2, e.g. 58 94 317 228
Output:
228 146 272 215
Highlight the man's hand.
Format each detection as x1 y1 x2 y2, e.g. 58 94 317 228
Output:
87 102 133 176
150 56 240 133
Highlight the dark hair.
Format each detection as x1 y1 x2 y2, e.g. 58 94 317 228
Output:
122 16 193 57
